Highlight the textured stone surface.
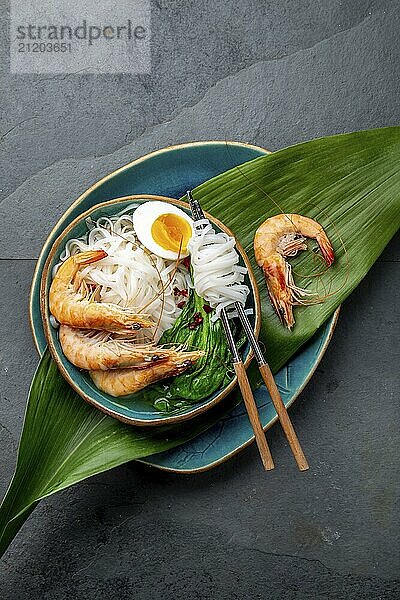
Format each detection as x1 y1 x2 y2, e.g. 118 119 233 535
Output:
0 1 399 598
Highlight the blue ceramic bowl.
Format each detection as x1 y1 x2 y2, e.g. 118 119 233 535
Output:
40 195 261 426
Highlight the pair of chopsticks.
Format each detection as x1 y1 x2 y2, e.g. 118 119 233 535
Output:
186 191 309 472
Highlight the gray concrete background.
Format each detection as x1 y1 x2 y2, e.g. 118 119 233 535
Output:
0 1 399 598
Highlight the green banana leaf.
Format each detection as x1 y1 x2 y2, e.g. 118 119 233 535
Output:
1 127 399 557
0 350 244 556
195 126 400 371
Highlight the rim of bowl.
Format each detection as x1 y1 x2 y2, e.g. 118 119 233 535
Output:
40 194 261 427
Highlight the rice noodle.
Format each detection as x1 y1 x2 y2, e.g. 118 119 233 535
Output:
54 211 191 341
188 218 250 320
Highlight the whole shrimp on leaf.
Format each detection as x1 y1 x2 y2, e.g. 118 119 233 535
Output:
254 214 334 329
49 250 154 333
90 349 204 397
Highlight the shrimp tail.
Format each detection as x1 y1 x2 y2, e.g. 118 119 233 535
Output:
73 249 108 266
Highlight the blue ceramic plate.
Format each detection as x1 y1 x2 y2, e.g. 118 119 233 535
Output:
40 195 260 426
30 141 339 470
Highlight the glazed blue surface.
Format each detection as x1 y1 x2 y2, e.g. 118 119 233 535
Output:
31 141 337 470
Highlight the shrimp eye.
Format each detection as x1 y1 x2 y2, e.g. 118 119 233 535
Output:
278 307 285 317
180 359 193 368
131 323 142 330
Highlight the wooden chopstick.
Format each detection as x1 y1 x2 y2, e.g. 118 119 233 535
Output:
220 308 274 471
187 190 292 472
233 361 275 471
235 302 309 471
258 363 309 471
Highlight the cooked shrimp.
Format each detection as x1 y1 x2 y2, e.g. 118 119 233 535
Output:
254 214 334 329
90 349 204 397
49 250 154 333
59 325 189 371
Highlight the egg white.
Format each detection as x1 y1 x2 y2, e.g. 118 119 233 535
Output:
132 201 194 260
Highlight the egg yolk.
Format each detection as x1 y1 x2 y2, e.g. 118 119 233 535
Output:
151 213 192 254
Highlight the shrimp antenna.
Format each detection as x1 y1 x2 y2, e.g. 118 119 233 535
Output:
223 141 298 231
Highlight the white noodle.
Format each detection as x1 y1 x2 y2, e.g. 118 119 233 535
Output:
54 211 191 341
188 219 250 320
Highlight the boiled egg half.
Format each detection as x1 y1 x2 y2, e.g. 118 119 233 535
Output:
132 201 194 260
